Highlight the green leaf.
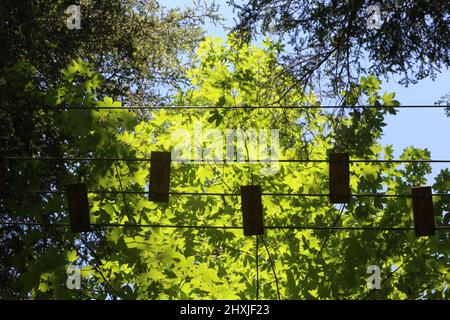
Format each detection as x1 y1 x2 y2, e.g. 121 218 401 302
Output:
67 250 78 263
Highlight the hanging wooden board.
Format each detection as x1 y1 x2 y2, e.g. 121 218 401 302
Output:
329 153 350 203
66 183 91 233
149 151 171 203
241 185 264 236
411 186 435 237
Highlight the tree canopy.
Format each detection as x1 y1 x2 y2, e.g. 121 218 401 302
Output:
229 0 450 96
1 35 448 299
0 0 220 107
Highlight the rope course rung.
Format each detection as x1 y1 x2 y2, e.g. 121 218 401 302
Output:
0 221 449 231
2 190 449 197
1 104 448 110
4 156 450 163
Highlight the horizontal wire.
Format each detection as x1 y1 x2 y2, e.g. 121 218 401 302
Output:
1 105 447 110
4 156 450 163
1 221 449 231
2 190 450 197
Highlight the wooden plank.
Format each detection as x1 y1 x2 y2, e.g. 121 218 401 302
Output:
241 186 264 236
66 183 91 233
411 186 435 237
329 153 350 203
149 151 171 202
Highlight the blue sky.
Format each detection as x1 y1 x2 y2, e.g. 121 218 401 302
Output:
168 0 450 183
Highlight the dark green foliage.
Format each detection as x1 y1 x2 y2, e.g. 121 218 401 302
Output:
230 0 450 94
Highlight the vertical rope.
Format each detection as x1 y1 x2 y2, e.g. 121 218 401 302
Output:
261 235 281 300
